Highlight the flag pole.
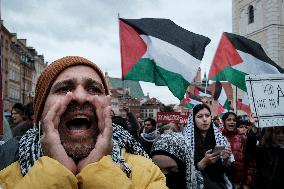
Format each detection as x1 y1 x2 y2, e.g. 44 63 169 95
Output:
117 13 125 98
204 69 208 95
235 86 238 114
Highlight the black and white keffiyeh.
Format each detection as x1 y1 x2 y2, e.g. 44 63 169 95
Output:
19 128 43 175
18 123 148 177
182 110 234 189
183 112 229 153
151 133 204 189
140 129 159 142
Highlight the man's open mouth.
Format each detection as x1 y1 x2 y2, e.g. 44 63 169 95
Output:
66 115 92 130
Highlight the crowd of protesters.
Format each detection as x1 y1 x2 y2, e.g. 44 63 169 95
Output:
107 103 284 189
1 58 283 188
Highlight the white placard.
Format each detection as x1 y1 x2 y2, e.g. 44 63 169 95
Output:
245 74 284 128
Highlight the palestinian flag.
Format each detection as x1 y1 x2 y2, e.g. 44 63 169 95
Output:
214 81 231 112
209 32 284 91
119 18 211 100
194 86 211 97
185 92 202 109
237 94 251 115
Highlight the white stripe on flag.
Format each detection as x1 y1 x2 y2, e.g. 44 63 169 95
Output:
140 35 200 82
242 94 250 106
233 50 281 74
190 98 202 105
218 87 227 106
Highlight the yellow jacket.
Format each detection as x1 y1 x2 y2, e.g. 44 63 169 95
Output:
0 151 167 189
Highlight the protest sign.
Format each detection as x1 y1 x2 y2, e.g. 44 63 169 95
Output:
157 112 189 124
245 74 284 127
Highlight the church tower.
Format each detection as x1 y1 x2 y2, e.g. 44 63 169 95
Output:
232 0 284 68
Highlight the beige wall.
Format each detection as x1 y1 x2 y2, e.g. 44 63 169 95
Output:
233 0 284 69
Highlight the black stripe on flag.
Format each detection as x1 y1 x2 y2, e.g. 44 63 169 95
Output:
189 93 202 102
225 32 284 73
120 18 211 61
213 81 222 101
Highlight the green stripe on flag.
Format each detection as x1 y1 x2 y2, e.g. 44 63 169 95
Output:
185 103 194 109
125 58 190 100
210 66 247 91
224 100 231 110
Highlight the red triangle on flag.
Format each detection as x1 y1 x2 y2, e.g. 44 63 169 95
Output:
185 91 190 103
209 32 243 79
216 103 225 115
237 99 251 115
119 19 147 80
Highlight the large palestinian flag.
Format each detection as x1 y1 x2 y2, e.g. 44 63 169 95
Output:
119 18 211 100
209 32 284 91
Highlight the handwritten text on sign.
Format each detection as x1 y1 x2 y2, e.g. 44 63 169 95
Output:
245 74 284 127
157 112 189 124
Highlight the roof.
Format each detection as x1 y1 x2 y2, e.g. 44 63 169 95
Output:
110 78 144 98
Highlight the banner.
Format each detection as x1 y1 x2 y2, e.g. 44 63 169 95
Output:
157 112 189 124
245 74 284 127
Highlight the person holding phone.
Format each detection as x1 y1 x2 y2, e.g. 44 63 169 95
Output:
183 104 234 189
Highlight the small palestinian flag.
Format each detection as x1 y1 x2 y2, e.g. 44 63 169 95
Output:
209 32 284 91
237 94 251 115
214 81 231 113
194 86 211 97
119 18 211 100
185 92 202 109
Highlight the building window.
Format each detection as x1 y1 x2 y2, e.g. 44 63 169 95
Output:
248 5 254 24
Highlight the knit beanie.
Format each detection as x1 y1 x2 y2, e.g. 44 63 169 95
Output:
34 56 109 124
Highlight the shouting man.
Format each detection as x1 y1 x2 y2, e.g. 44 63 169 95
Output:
0 56 166 189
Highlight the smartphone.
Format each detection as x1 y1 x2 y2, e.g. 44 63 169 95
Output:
213 145 225 153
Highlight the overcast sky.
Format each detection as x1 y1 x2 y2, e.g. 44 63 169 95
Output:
2 0 232 105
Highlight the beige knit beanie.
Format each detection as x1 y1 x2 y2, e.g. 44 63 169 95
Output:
34 56 109 123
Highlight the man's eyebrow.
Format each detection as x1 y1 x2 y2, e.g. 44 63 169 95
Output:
84 78 105 91
51 78 76 93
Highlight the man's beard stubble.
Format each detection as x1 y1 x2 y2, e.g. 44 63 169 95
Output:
59 101 99 161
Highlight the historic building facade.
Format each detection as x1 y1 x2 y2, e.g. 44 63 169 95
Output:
232 0 284 68
1 20 46 111
232 0 284 115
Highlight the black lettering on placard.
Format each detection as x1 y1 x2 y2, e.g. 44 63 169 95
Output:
268 98 277 108
264 84 274 95
256 99 266 109
277 85 284 105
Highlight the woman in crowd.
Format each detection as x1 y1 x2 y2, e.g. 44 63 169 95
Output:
151 132 203 189
183 104 234 189
221 112 255 189
254 126 284 188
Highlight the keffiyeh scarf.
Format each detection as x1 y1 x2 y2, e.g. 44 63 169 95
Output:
183 112 229 152
182 112 234 189
140 129 158 142
18 123 148 177
151 133 204 189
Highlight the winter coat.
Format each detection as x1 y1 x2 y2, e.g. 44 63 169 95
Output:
222 128 255 186
0 152 166 189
